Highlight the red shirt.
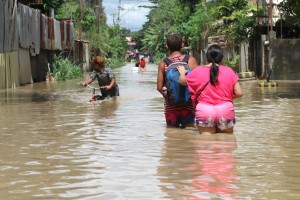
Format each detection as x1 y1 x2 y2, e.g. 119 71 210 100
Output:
140 60 146 68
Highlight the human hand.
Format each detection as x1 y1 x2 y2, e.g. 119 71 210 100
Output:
177 66 187 75
81 82 87 87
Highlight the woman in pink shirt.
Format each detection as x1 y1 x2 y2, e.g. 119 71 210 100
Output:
178 44 243 134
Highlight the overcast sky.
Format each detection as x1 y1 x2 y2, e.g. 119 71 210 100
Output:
103 0 153 31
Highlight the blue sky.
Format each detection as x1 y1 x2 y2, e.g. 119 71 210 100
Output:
103 0 153 31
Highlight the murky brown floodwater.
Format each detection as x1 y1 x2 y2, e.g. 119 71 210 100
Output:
1 63 300 200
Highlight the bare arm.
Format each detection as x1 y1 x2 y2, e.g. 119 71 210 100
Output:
233 81 243 99
81 78 93 86
177 55 198 86
157 61 165 95
107 78 116 90
188 56 198 70
177 66 187 86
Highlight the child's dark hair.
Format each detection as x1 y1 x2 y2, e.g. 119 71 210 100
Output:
167 34 182 52
206 44 223 86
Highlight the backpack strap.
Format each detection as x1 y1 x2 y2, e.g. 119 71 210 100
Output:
164 55 190 66
163 57 173 66
194 81 209 106
182 55 190 63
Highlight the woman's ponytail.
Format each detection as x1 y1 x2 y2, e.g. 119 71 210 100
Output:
206 45 223 86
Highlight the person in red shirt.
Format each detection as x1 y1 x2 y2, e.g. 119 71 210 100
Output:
139 57 146 72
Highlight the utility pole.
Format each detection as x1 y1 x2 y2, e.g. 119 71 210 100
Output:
267 0 275 80
95 0 99 33
117 0 125 25
79 0 86 39
269 0 273 31
117 0 121 25
111 13 116 25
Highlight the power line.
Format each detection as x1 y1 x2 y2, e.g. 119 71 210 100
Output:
114 0 147 25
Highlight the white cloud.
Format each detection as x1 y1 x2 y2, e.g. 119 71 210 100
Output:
103 0 153 31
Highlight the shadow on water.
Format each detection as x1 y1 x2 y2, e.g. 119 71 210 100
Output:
0 91 60 103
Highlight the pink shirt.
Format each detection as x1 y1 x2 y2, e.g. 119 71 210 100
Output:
185 65 239 105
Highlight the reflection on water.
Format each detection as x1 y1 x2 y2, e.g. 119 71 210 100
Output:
0 63 300 200
158 130 237 200
193 137 237 199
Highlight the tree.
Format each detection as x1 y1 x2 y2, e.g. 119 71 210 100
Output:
277 0 300 38
140 0 196 62
42 0 64 13
139 0 259 65
206 0 257 44
181 2 206 47
56 0 126 68
278 0 300 25
56 1 96 37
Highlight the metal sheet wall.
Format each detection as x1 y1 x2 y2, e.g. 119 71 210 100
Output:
18 48 33 85
0 2 75 89
18 3 41 55
40 15 74 50
0 0 18 53
0 52 19 89
40 14 49 50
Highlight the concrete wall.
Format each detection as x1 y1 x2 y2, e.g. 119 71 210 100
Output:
240 43 249 72
270 39 300 80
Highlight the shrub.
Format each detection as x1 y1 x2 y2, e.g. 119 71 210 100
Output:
224 55 240 73
106 57 126 69
51 55 82 80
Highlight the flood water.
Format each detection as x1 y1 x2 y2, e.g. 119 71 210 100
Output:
1 63 300 200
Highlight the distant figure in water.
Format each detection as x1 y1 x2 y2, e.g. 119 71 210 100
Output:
139 57 146 72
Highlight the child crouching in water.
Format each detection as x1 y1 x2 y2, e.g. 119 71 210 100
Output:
81 56 119 98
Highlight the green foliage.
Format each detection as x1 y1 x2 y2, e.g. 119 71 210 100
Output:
55 2 78 19
206 0 257 44
181 2 206 47
141 0 195 59
108 36 126 58
53 0 260 73
278 0 300 25
79 9 96 33
152 52 166 65
56 3 96 36
51 55 82 80
56 1 126 71
107 26 128 59
224 55 240 72
106 57 126 69
142 0 257 61
42 0 64 11
90 25 110 57
141 27 166 56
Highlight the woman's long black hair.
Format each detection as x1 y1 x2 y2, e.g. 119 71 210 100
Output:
206 44 223 86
